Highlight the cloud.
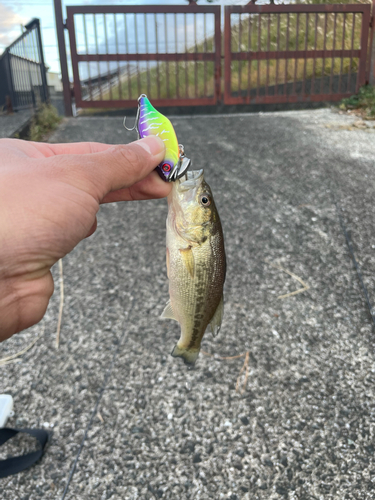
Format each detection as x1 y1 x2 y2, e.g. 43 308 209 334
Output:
0 3 28 52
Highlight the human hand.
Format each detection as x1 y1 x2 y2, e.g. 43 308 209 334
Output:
0 136 170 341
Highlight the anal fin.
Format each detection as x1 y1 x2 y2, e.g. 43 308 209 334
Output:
160 300 178 321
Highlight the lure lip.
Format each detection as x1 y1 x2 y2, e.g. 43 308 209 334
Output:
123 94 191 183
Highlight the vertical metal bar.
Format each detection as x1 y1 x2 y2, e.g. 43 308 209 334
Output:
134 14 141 97
284 13 290 95
204 13 207 97
124 14 131 100
155 13 160 99
175 13 179 98
83 14 93 100
214 6 221 103
5 51 16 110
302 13 308 96
67 9 84 108
257 13 261 98
239 14 242 97
358 7 370 89
114 14 122 100
293 13 299 95
104 14 112 100
194 13 198 98
224 7 231 103
144 13 150 97
320 12 328 95
339 13 346 93
330 13 337 95
93 14 103 100
185 13 188 98
311 13 318 95
347 13 355 92
54 0 72 115
11 47 21 108
22 33 35 108
266 13 270 96
165 13 169 98
369 1 375 85
276 14 280 94
247 13 252 100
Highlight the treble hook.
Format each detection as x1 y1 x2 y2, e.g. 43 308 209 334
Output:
123 94 146 133
123 103 140 133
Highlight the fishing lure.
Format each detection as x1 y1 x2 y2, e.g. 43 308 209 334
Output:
124 94 191 182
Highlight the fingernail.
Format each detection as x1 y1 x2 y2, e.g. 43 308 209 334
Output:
136 136 165 157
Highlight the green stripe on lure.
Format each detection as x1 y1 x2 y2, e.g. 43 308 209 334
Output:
123 94 191 182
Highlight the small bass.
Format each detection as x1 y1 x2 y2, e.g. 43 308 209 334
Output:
161 169 226 365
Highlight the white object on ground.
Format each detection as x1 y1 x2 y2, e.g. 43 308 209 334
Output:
0 394 14 428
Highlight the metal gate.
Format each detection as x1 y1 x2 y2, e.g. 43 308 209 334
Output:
0 18 49 111
224 3 371 105
66 4 221 109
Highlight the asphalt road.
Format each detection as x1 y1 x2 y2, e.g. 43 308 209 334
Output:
1 108 375 500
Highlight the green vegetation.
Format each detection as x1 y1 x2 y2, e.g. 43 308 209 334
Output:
27 104 61 142
230 10 361 93
339 85 375 119
82 2 368 107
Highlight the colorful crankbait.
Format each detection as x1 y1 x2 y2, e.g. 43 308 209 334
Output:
124 94 191 182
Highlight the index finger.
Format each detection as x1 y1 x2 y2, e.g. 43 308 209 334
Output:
36 141 117 157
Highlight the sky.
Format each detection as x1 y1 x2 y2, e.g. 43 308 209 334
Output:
0 0 248 78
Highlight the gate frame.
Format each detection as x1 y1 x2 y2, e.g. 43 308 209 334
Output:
224 3 371 105
65 4 221 110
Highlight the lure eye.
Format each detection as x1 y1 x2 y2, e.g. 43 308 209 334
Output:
162 163 171 172
200 193 211 207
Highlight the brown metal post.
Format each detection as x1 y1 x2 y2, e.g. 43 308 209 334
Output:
358 5 371 88
54 0 72 116
369 0 375 85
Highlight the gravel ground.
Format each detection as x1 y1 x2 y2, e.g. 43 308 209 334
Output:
1 108 375 500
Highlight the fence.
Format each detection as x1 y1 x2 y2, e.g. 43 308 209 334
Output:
224 3 371 105
54 1 375 116
0 18 49 112
65 4 221 109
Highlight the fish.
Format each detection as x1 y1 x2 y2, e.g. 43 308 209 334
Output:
161 169 226 366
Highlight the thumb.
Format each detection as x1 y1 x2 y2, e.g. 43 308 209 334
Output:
52 136 166 200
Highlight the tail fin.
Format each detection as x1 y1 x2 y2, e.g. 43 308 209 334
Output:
171 344 200 366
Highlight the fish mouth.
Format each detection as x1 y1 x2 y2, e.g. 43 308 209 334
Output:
177 169 204 192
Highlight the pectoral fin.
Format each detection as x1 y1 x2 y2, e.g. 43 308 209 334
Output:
160 300 178 321
210 295 224 338
179 247 195 278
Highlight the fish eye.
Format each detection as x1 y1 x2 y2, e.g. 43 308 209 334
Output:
200 193 211 207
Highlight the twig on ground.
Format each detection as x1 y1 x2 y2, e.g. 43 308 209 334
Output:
235 351 249 394
264 259 310 299
0 324 46 367
56 258 64 349
202 350 250 393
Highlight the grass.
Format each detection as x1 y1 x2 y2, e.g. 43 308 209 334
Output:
339 85 375 119
27 104 62 142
